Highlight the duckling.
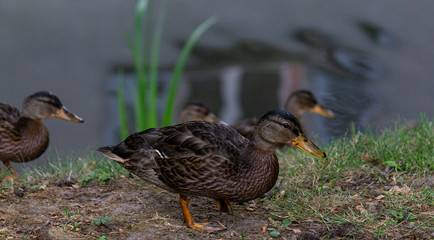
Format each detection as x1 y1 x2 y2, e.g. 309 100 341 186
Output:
98 109 325 232
178 101 220 123
0 91 83 178
232 89 335 139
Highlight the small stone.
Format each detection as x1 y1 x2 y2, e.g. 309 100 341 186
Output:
14 188 25 197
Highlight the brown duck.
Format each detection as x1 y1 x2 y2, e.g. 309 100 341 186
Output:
0 91 83 178
98 109 325 232
285 89 335 120
178 101 220 123
232 89 335 139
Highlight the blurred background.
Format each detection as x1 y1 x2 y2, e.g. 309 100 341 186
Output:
1 0 433 172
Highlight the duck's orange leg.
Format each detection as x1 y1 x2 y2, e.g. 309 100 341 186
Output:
179 196 225 233
216 199 232 214
2 160 19 180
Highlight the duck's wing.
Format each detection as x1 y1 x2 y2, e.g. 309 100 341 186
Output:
0 103 21 146
152 122 246 157
231 117 258 139
99 121 248 195
0 103 20 126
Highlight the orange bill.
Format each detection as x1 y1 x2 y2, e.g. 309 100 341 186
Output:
311 105 335 118
291 135 326 157
55 106 84 123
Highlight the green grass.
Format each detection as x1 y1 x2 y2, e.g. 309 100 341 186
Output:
1 116 432 238
268 115 433 238
0 152 129 188
91 217 116 226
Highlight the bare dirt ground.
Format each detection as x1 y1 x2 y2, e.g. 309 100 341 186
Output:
0 174 432 240
0 178 347 240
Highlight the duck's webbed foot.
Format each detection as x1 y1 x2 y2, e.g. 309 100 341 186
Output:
187 221 226 233
179 196 226 233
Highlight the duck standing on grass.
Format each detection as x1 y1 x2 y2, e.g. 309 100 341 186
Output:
0 91 83 179
98 109 326 232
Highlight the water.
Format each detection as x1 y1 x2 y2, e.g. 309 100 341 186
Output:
179 37 384 144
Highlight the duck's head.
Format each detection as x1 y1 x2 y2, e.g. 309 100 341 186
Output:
286 90 335 118
21 91 83 123
179 101 220 123
254 109 326 157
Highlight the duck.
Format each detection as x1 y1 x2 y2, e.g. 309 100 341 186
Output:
232 89 335 139
285 89 335 120
98 109 325 232
178 101 220 123
0 91 83 179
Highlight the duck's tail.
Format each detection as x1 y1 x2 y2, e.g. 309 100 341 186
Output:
97 144 170 190
97 146 127 163
97 143 162 170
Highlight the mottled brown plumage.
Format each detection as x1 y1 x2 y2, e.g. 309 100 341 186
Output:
0 91 83 178
178 101 220 123
232 89 335 139
98 109 325 232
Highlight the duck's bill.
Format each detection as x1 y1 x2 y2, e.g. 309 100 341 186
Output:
311 105 335 118
55 106 84 123
291 135 326 157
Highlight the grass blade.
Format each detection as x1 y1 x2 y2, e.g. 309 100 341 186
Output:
162 16 217 126
143 0 155 128
131 0 148 131
116 71 129 139
148 7 165 128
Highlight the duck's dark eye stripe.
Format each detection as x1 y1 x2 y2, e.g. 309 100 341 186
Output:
269 119 301 135
268 119 282 126
270 119 290 129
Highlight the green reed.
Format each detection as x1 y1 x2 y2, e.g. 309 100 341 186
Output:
116 0 216 139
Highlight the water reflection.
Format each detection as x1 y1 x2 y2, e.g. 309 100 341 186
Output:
357 20 397 46
174 23 393 144
307 69 381 143
327 46 384 80
292 28 335 50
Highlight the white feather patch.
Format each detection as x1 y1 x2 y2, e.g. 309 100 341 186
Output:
155 149 167 158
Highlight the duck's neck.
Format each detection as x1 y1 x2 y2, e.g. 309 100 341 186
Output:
234 143 280 201
287 104 303 121
13 117 50 161
287 104 306 131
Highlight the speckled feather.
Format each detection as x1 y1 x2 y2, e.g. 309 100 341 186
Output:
0 103 20 124
99 121 280 202
0 102 49 163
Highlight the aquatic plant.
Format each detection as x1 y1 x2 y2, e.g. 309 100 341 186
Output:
117 0 216 139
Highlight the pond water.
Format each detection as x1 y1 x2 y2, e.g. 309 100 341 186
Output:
178 24 432 145
3 1 434 175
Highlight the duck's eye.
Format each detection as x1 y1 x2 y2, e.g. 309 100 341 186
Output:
283 123 290 129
